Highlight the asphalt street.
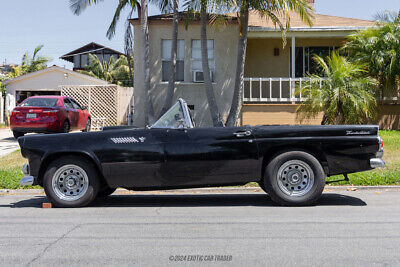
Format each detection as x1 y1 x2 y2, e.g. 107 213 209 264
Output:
0 187 399 266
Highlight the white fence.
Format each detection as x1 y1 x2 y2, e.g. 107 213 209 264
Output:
243 77 325 102
61 85 133 128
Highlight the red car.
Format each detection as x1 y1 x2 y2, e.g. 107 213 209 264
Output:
10 96 91 139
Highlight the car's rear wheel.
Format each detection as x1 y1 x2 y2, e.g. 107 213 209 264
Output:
262 151 326 206
13 131 24 139
97 186 116 197
82 118 91 132
43 156 100 208
62 120 70 133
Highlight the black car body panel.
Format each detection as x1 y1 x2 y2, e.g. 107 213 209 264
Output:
18 100 383 190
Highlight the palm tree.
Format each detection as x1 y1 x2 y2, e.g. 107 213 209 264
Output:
296 52 378 125
154 0 180 118
200 0 225 127
69 0 156 124
7 45 50 78
225 0 314 127
345 17 400 101
78 54 132 86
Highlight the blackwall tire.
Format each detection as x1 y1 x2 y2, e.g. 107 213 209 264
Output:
263 151 326 206
63 120 70 133
82 118 91 132
13 131 24 139
43 156 100 208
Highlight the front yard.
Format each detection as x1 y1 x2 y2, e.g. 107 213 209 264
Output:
0 130 399 189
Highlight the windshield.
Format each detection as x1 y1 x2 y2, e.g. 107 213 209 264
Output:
152 99 194 129
152 102 186 129
19 98 59 107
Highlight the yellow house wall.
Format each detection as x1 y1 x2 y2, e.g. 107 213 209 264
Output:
244 37 346 78
242 104 400 130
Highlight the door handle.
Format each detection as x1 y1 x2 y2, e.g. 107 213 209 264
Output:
234 130 251 138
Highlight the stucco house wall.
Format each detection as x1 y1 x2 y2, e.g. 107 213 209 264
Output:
133 22 239 127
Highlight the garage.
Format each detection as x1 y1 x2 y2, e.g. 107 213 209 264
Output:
3 65 108 112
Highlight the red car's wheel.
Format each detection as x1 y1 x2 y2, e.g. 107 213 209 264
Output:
62 120 70 133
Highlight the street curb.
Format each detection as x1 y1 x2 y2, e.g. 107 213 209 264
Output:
1 186 400 195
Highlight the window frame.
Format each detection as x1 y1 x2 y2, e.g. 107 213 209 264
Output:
190 39 215 83
161 39 185 82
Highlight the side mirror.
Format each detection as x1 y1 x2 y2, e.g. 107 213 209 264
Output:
82 106 88 110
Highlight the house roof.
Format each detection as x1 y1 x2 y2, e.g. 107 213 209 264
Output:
130 10 375 31
246 10 375 30
2 65 109 86
60 42 124 63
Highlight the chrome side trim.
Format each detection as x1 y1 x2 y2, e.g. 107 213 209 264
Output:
22 163 29 175
20 176 34 187
370 158 385 169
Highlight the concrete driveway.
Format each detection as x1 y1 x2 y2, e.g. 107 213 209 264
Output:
0 129 19 157
0 187 399 266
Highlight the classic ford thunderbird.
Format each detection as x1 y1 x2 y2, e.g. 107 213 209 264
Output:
18 99 385 207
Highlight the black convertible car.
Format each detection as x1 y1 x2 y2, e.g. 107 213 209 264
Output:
18 99 385 207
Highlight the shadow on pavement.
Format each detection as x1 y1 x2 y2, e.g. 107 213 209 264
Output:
3 193 366 208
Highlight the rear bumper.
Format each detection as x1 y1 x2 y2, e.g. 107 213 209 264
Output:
370 158 385 169
11 127 56 133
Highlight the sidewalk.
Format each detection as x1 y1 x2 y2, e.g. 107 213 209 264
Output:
0 129 19 157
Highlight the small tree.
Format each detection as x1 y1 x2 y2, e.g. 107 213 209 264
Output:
79 54 132 86
345 14 400 101
296 52 378 125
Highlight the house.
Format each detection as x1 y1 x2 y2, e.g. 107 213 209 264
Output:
60 42 124 71
0 62 18 78
130 0 400 128
3 65 109 111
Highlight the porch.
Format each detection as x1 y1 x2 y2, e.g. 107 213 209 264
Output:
243 35 342 103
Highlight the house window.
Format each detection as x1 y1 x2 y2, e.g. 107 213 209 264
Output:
161 39 185 82
73 55 81 68
290 46 339 77
191 40 215 82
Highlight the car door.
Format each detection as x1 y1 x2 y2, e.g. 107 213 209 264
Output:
63 98 78 129
163 126 260 187
98 128 167 188
69 99 85 129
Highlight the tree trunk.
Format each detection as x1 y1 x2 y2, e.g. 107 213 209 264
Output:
200 1 224 127
226 4 249 127
159 0 179 118
141 0 155 125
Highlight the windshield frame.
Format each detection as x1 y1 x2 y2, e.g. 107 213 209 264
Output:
151 98 194 129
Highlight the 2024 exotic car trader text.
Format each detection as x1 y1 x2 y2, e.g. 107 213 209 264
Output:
18 99 385 207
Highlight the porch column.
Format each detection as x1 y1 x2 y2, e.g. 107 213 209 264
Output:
291 36 296 78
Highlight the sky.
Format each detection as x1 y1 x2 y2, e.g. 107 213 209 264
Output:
1 0 400 69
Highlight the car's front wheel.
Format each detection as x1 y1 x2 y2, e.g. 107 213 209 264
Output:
262 151 326 206
43 156 100 208
82 118 91 132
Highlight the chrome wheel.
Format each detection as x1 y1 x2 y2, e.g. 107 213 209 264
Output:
277 160 314 197
52 164 89 201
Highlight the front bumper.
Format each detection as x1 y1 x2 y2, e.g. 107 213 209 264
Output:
20 176 34 186
370 158 385 169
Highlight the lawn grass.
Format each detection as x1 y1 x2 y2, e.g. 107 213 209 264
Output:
0 150 41 189
0 123 7 129
0 130 399 189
